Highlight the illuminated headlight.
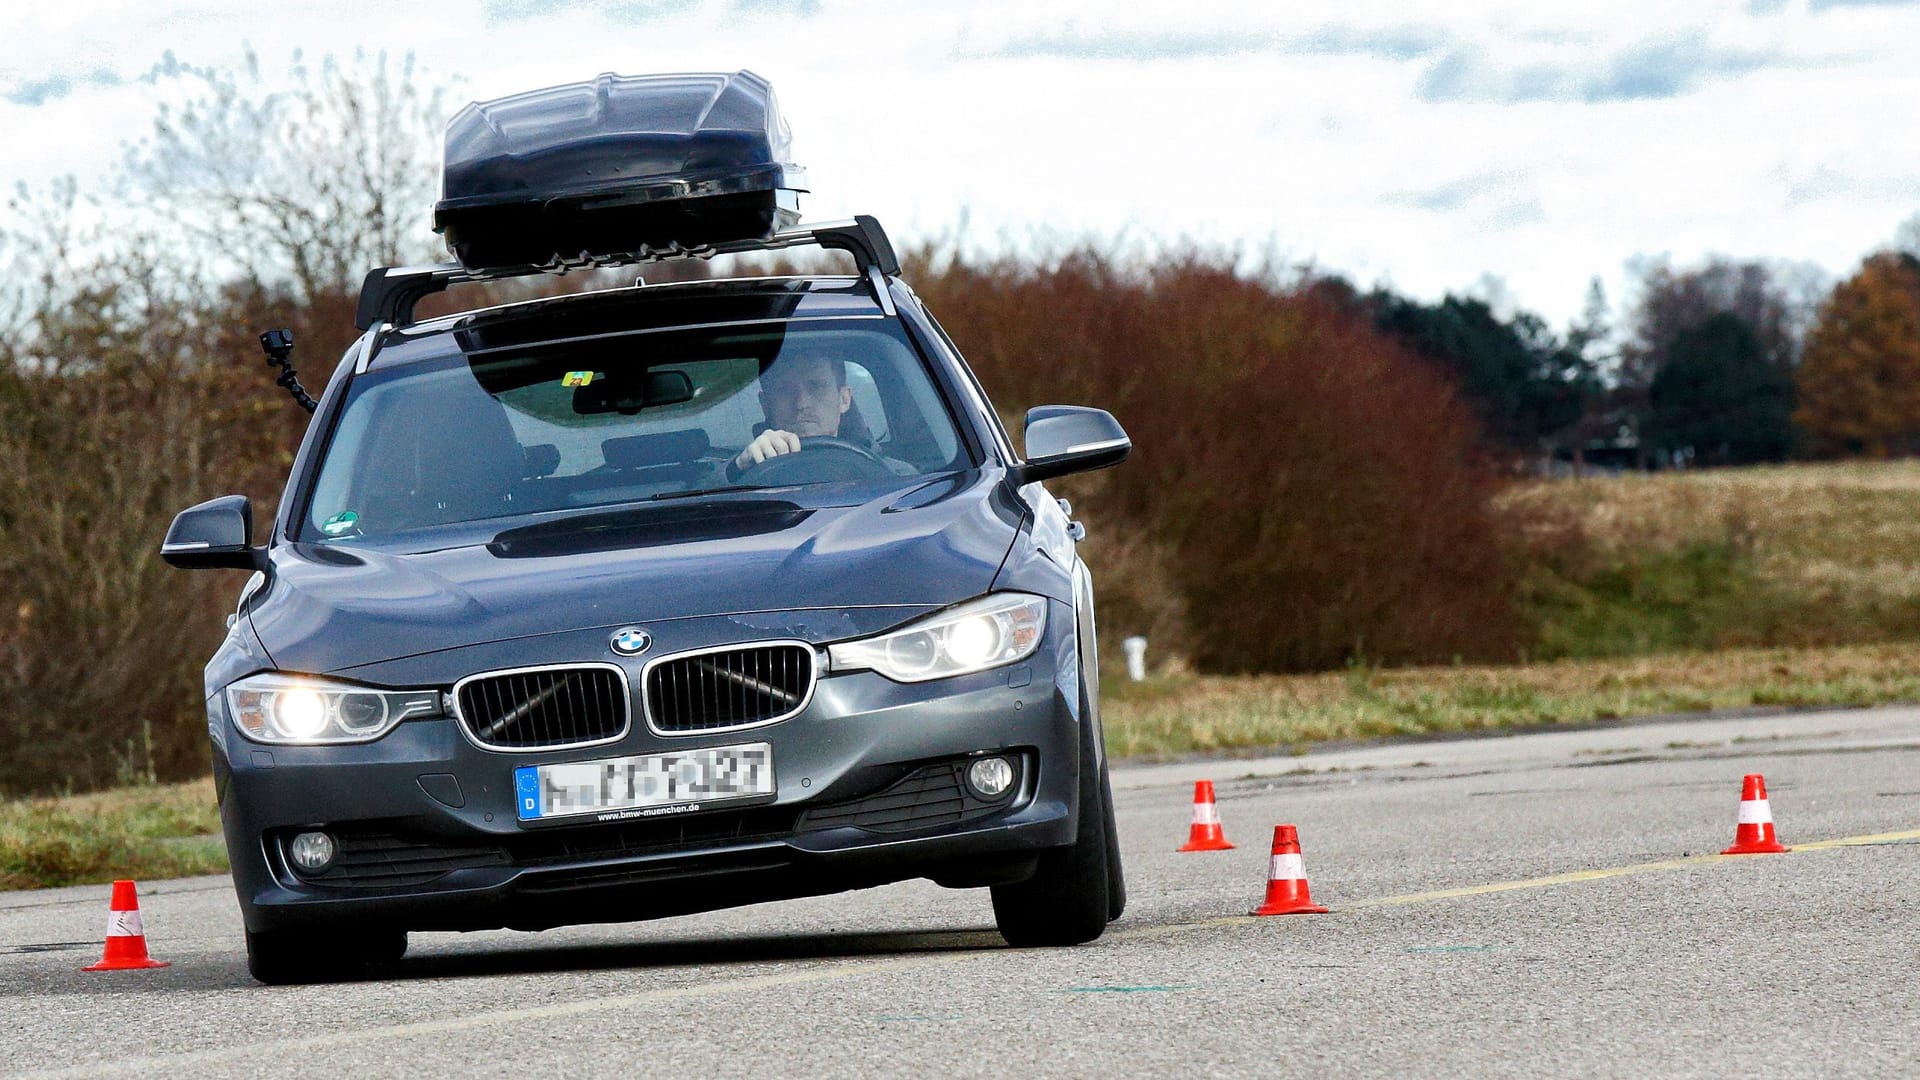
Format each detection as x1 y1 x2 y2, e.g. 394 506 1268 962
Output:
828 593 1047 683
225 673 443 745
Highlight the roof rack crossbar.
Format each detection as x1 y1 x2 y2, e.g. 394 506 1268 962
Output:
354 215 901 330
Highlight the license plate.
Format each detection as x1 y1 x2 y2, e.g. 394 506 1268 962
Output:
514 743 774 822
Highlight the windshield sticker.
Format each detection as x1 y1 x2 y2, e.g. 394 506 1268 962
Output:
320 510 361 537
562 370 597 387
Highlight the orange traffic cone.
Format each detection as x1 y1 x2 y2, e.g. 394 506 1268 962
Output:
1721 773 1790 855
1177 780 1235 851
1251 824 1329 916
82 880 169 971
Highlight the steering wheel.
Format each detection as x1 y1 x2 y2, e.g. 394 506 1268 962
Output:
736 436 893 485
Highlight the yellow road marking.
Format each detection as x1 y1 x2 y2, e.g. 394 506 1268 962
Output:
1786 827 1920 850
29 826 1920 1075
1344 826 1920 910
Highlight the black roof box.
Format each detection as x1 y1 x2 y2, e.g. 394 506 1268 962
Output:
433 70 806 274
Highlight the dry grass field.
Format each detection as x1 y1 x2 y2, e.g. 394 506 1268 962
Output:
1508 461 1920 656
1108 461 1920 756
1103 641 1920 758
0 777 222 889
1512 460 1920 605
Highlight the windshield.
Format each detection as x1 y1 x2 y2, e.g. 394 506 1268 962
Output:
301 318 965 541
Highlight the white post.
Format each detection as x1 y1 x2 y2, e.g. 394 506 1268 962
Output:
1121 636 1148 682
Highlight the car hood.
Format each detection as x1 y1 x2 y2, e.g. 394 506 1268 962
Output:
249 472 1027 675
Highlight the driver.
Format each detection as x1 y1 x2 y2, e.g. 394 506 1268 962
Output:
728 354 910 479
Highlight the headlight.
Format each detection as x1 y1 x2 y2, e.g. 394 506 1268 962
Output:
829 593 1047 682
225 673 443 745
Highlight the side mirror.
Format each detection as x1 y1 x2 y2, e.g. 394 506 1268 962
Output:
161 495 265 571
1010 405 1131 486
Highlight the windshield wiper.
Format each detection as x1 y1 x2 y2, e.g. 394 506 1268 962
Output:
648 483 790 502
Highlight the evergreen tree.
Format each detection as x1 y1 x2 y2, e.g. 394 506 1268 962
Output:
1369 291 1599 454
1647 313 1795 465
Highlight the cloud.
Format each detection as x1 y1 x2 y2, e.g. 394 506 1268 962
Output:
1416 33 1779 104
1295 25 1452 62
3 68 122 108
1809 0 1920 11
481 0 699 24
728 0 822 15
1386 171 1523 213
962 22 1450 64
971 27 1273 62
1779 163 1920 207
1384 170 1544 229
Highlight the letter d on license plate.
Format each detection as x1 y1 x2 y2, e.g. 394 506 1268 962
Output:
514 743 774 822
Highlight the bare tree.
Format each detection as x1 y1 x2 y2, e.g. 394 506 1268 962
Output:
121 47 456 303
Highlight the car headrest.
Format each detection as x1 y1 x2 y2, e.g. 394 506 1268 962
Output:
601 429 712 470
523 444 561 478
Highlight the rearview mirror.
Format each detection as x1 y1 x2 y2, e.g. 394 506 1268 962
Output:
161 495 265 571
1010 406 1131 486
572 369 696 415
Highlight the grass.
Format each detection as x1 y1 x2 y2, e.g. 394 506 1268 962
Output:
1509 461 1920 658
1102 641 1920 759
0 777 224 890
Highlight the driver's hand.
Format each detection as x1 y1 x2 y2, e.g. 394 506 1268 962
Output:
733 429 802 471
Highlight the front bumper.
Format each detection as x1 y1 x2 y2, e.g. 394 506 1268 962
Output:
211 612 1082 934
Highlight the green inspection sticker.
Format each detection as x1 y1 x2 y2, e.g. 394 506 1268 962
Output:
562 370 596 387
321 510 360 536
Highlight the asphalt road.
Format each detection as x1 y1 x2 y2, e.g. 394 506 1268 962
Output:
5 705 1919 1078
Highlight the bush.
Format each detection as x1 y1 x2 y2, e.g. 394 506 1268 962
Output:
0 251 346 795
907 249 1527 673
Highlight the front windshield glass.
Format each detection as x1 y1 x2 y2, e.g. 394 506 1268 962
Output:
302 318 965 541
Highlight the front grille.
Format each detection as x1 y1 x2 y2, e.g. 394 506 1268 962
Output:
797 758 1023 834
645 643 814 733
456 665 628 750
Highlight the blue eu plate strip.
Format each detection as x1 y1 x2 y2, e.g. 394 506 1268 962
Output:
514 766 541 820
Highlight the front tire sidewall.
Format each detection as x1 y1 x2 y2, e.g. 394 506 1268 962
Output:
990 674 1113 947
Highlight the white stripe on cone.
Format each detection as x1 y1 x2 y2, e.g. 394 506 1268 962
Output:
1191 801 1220 826
107 909 145 938
1737 799 1773 825
1267 853 1306 881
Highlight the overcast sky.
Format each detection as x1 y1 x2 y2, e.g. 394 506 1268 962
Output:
4 0 1918 325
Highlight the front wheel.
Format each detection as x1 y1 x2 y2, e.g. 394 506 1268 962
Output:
991 730 1112 947
246 927 407 985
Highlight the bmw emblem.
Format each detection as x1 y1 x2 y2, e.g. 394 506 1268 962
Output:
609 627 652 656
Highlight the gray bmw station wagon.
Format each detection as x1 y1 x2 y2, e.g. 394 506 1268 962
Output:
162 71 1131 983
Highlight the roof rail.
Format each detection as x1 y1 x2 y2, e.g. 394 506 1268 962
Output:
355 215 901 330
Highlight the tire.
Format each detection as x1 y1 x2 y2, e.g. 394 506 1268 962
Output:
1102 762 1126 921
246 927 407 985
991 711 1112 947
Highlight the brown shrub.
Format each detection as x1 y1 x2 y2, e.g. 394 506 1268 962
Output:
0 266 332 795
908 248 1525 673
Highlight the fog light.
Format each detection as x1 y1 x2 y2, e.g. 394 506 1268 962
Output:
289 831 336 873
966 756 1015 799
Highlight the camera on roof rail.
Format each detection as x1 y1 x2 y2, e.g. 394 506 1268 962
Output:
432 69 807 274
